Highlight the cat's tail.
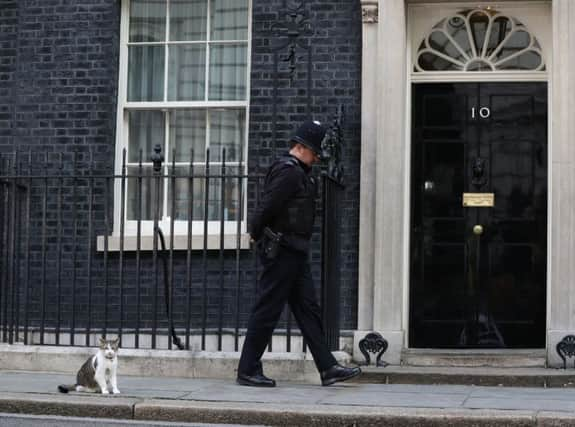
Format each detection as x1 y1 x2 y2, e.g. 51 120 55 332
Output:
57 384 76 393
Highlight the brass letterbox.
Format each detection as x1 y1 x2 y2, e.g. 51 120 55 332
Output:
462 193 494 207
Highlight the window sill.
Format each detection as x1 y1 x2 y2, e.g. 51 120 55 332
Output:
96 234 252 252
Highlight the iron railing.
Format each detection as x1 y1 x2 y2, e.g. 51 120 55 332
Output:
0 146 341 352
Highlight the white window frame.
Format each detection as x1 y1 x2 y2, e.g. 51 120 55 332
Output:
112 0 253 242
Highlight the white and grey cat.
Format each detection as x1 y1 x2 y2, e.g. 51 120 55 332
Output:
58 337 120 395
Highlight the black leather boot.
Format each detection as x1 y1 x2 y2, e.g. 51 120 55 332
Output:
320 364 362 386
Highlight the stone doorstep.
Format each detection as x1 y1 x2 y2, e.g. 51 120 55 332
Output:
357 365 575 388
1 393 575 427
401 349 548 368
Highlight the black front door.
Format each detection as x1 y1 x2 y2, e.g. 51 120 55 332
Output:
409 83 547 348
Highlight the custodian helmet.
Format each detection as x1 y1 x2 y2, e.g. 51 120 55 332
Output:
290 120 326 156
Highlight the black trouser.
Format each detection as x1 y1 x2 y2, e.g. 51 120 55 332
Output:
238 246 337 376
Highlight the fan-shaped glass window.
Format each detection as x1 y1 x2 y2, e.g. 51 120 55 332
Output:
415 9 545 72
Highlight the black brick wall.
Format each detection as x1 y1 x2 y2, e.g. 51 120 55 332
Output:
0 0 363 342
0 0 120 166
0 1 18 151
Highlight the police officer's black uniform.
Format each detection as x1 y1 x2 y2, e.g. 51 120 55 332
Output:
237 121 361 387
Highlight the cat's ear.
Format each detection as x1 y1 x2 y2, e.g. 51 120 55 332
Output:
113 338 120 348
99 336 106 347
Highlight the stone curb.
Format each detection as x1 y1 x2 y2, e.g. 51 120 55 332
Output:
537 412 575 426
135 400 539 426
0 393 137 419
3 393 575 426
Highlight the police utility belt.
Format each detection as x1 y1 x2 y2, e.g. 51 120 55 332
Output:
260 227 310 259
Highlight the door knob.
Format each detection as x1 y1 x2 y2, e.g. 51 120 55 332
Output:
473 225 483 235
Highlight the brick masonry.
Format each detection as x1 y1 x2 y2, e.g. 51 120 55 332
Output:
0 0 362 344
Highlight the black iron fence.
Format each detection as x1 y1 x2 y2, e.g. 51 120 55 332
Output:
0 146 342 352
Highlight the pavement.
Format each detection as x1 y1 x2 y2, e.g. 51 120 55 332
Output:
2 371 575 426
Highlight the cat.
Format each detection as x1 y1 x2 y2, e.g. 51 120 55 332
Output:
58 337 120 395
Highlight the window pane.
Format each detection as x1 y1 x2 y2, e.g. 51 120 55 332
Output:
211 0 249 41
170 0 207 41
428 30 466 64
167 167 204 220
169 110 206 162
128 110 165 163
168 166 241 221
493 30 531 63
469 11 489 55
445 15 472 58
486 17 513 57
128 46 165 101
208 43 247 100
418 52 462 71
129 0 166 42
168 45 206 101
209 109 244 162
207 166 241 221
127 166 164 221
498 51 543 71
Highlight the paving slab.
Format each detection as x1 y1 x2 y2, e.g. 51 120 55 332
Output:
464 397 575 413
0 372 197 399
180 382 328 405
470 386 575 400
318 389 468 408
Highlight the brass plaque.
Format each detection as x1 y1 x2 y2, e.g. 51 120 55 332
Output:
462 193 494 207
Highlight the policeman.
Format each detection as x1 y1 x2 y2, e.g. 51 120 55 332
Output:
236 120 361 387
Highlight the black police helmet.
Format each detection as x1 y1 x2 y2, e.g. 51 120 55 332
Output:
291 120 326 157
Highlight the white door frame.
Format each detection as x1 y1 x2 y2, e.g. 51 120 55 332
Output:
355 0 561 365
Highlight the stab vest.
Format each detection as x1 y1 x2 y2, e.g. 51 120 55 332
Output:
270 156 316 238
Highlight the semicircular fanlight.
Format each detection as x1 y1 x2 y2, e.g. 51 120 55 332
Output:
415 9 545 72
